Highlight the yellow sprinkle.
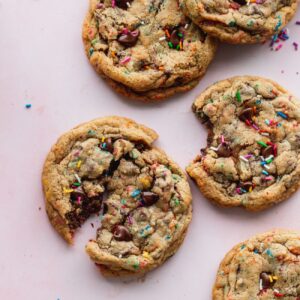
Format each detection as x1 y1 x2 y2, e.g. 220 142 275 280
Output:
269 275 273 283
249 186 253 193
77 160 82 169
101 137 105 142
273 276 278 280
64 188 74 194
142 251 151 260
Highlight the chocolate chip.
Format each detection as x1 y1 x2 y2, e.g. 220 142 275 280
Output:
234 0 247 5
217 143 232 157
115 0 132 9
239 108 253 122
100 137 113 153
262 146 274 158
260 272 273 289
141 191 159 206
118 30 140 47
241 181 253 191
170 29 182 47
112 225 132 241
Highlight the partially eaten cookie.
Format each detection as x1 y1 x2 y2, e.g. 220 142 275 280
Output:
42 116 192 276
187 76 300 211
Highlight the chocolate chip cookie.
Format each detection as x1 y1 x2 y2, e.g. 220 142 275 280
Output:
213 230 300 299
187 76 300 211
82 0 217 101
180 0 298 44
42 116 192 276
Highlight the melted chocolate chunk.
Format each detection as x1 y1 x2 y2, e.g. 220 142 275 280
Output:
115 0 132 9
141 191 159 206
239 108 254 122
262 146 274 158
113 225 132 241
106 159 120 176
70 190 87 205
260 272 275 289
217 143 232 157
118 30 140 47
100 138 113 153
166 26 184 50
234 0 247 5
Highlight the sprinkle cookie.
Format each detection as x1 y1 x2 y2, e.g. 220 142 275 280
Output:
187 76 300 211
82 0 217 101
179 0 298 44
213 230 300 299
42 116 192 276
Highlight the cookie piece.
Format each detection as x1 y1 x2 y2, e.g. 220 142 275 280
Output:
213 230 300 299
82 0 217 101
42 116 192 276
187 76 300 211
180 0 298 44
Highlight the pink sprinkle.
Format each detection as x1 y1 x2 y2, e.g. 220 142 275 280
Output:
245 154 253 159
77 196 82 204
128 216 133 225
112 0 116 7
122 28 129 34
221 135 225 144
264 176 273 181
252 124 259 130
120 56 131 64
293 42 298 51
236 188 241 194
275 44 283 51
96 3 104 8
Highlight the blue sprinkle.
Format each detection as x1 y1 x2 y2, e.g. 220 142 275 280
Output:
25 104 32 109
145 225 151 230
256 100 262 105
262 170 269 175
277 123 282 127
165 235 171 240
131 189 141 198
265 119 270 125
277 111 288 119
266 249 274 258
241 245 246 250
241 188 247 193
261 161 267 166
254 249 259 254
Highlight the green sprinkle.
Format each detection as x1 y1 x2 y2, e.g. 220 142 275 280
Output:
87 129 96 135
168 42 173 48
121 199 126 205
228 21 236 27
236 90 242 102
265 157 273 164
91 38 99 45
73 182 81 187
178 33 183 37
133 261 140 269
257 141 267 148
165 235 171 240
89 47 94 56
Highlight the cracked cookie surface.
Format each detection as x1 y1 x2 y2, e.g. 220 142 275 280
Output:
187 76 300 211
82 0 217 101
179 0 298 44
42 116 192 276
213 230 300 300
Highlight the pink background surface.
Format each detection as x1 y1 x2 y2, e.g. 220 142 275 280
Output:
1 1 300 299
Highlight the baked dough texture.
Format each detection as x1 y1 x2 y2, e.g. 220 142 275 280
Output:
179 0 298 44
213 229 300 299
187 76 300 211
82 0 217 101
42 116 192 276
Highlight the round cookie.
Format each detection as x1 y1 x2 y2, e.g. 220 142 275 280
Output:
179 0 298 44
213 230 300 299
187 76 300 211
82 0 217 101
42 116 192 276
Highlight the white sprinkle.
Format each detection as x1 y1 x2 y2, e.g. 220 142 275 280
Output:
239 156 248 163
75 174 81 183
210 147 219 151
159 36 166 41
259 279 263 290
259 156 264 161
126 1 131 7
274 289 280 293
140 21 145 25
184 23 189 29
261 132 270 136
263 164 270 170
118 254 123 258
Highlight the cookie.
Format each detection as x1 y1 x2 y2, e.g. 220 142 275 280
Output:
213 229 300 299
187 76 300 211
179 0 298 44
42 116 192 276
82 0 217 101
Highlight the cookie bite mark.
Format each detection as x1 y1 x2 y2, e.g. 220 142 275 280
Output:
42 116 192 276
187 76 300 211
213 230 300 299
